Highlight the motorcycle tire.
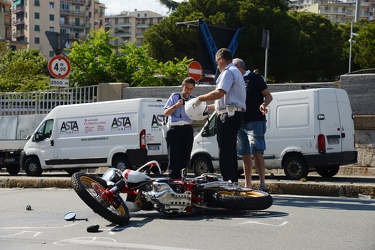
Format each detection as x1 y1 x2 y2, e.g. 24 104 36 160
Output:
71 172 130 225
207 189 273 211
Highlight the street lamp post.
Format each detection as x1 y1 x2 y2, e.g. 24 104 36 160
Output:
348 22 358 73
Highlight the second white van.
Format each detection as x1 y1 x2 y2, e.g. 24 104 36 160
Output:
190 88 357 179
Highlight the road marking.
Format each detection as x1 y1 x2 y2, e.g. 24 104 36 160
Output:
54 237 201 249
0 230 41 238
239 220 288 227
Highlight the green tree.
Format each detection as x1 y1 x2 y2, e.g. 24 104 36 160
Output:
145 0 301 82
67 28 122 86
68 28 192 87
0 48 49 92
353 20 375 69
289 11 343 81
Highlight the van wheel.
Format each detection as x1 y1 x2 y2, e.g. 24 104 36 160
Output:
24 157 43 176
192 156 214 176
112 155 131 172
316 166 339 178
7 164 20 176
283 155 308 180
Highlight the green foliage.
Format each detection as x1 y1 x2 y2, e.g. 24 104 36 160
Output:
145 0 375 82
353 21 375 69
67 28 192 87
0 48 49 92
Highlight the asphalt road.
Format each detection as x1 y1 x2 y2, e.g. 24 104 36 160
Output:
0 189 374 250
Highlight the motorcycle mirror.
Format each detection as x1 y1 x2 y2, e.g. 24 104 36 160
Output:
64 212 76 221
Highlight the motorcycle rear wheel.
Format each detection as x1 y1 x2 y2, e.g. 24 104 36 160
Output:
207 190 273 211
71 173 130 225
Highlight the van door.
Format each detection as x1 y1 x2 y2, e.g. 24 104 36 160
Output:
33 119 56 167
143 101 166 157
318 89 342 160
336 90 355 152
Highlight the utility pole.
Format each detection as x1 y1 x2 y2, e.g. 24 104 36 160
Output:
349 0 360 73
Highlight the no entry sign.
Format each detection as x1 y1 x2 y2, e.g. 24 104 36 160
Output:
188 61 203 81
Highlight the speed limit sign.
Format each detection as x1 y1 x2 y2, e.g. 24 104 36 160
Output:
48 55 71 78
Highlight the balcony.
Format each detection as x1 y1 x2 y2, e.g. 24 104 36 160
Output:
60 9 85 17
118 22 131 27
13 19 25 26
115 31 131 38
60 21 86 29
69 34 86 40
13 31 25 38
136 23 150 28
12 6 24 13
72 0 85 6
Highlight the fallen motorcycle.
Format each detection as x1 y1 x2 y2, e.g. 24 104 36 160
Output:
71 161 273 225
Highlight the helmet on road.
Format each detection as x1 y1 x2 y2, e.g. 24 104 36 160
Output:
185 99 208 121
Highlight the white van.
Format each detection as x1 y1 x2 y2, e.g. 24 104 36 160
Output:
20 98 168 176
190 88 357 179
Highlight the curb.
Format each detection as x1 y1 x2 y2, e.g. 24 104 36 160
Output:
0 177 373 199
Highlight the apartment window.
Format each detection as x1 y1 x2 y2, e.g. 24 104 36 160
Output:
50 27 54 32
35 37 40 44
144 13 147 17
35 0 40 6
35 25 40 31
50 2 54 9
75 6 80 14
50 14 54 21
35 13 39 19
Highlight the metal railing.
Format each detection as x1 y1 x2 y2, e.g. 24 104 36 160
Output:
0 85 97 116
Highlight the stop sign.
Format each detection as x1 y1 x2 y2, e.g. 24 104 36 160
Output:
188 61 203 81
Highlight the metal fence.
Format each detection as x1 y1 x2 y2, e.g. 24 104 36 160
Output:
0 85 97 116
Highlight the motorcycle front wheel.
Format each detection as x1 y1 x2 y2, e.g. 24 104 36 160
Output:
207 189 273 211
71 172 130 225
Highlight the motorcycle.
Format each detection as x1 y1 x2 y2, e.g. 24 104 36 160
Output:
71 161 273 225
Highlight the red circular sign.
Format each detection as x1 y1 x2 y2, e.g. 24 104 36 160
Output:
48 55 71 79
188 61 203 81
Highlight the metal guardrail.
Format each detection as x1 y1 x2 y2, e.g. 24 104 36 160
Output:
0 85 97 116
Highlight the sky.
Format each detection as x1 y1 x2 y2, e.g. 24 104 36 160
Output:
100 0 184 16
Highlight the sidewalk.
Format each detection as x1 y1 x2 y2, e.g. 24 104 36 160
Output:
0 166 374 199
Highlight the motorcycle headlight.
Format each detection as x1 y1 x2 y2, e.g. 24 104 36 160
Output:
102 168 122 183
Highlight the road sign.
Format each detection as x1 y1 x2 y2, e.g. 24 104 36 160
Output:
50 78 69 87
48 55 71 79
45 31 70 55
188 61 203 81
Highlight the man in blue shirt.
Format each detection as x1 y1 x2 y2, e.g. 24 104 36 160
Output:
194 48 246 183
164 77 196 179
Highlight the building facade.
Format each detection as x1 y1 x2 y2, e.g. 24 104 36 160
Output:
11 0 105 58
0 0 12 41
290 0 375 23
104 10 163 47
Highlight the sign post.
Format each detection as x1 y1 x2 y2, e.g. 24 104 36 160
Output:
188 61 203 81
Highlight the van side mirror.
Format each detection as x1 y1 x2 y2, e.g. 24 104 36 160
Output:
33 133 42 142
201 126 211 137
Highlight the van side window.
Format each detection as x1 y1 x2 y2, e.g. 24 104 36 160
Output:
202 115 217 137
35 119 54 140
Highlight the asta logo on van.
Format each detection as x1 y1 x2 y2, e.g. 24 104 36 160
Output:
151 114 163 130
60 121 79 134
111 117 132 130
